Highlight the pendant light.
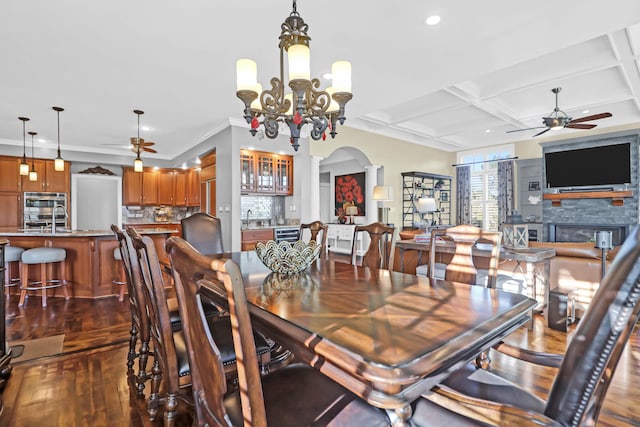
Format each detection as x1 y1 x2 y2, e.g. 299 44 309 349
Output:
18 117 30 175
133 109 144 172
53 106 65 171
28 131 38 181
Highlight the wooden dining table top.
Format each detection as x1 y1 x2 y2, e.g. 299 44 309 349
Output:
200 251 537 414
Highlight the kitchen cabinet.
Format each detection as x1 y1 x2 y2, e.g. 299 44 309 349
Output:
122 167 159 206
186 168 200 206
174 170 187 206
21 159 70 193
158 170 175 205
0 157 21 192
241 228 274 251
240 150 293 195
0 193 21 228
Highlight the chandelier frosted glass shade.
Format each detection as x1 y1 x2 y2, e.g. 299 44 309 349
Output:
235 1 352 151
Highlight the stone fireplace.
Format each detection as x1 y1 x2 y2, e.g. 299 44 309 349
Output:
541 132 640 243
549 223 629 246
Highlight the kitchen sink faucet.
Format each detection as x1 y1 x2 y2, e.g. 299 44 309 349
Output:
51 204 68 235
246 209 252 227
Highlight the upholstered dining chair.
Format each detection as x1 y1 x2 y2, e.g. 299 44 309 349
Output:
299 220 328 256
181 212 224 255
351 222 397 271
428 224 502 288
127 228 273 425
167 236 392 427
423 224 640 427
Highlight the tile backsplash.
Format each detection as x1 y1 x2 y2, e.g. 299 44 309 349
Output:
123 206 200 223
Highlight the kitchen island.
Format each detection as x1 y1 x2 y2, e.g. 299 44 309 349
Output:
0 227 178 299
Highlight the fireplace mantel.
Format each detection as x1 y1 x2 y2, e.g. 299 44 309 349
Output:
543 190 633 206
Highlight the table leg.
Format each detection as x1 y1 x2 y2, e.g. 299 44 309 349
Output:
399 248 405 273
387 404 413 427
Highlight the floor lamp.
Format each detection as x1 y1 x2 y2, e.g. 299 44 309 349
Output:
373 185 393 225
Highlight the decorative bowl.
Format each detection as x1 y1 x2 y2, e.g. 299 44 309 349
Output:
255 240 321 275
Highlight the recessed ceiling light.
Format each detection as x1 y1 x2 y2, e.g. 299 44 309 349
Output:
425 15 441 26
38 138 46 143
582 110 589 114
195 157 201 165
141 126 150 131
485 129 491 133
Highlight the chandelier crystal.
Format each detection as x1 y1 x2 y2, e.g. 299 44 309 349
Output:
236 0 352 151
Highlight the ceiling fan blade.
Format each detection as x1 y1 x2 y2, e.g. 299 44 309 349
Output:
532 128 551 137
142 147 157 153
140 141 155 146
568 112 612 124
506 126 546 133
565 123 597 130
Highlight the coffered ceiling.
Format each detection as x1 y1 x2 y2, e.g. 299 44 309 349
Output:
1 1 640 164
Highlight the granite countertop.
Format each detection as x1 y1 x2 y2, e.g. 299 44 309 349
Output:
0 227 178 237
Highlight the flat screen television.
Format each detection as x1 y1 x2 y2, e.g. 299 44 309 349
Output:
544 143 631 189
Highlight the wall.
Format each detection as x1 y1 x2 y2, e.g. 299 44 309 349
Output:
310 126 456 227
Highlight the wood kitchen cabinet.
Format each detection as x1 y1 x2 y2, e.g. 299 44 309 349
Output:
122 167 159 206
20 159 70 193
0 192 21 228
0 156 21 192
174 170 187 206
241 228 274 251
186 168 200 206
158 169 175 205
240 150 293 195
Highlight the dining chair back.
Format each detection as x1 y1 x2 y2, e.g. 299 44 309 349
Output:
128 227 190 423
111 224 151 396
351 222 396 271
431 224 640 426
167 236 390 427
299 221 328 256
181 212 224 255
428 224 502 288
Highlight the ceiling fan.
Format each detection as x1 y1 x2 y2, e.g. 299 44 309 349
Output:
507 87 612 137
129 137 157 153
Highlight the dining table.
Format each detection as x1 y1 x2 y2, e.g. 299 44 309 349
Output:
199 251 538 426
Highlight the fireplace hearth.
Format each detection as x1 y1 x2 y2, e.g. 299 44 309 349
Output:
549 223 629 246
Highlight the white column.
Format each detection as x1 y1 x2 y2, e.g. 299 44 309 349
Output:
365 165 380 225
308 155 322 222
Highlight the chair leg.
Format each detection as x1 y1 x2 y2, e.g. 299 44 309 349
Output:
18 263 28 307
147 358 162 420
127 321 138 377
59 260 70 300
41 262 48 307
137 340 150 395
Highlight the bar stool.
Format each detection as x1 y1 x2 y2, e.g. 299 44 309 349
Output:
113 247 127 302
19 247 70 307
4 246 25 296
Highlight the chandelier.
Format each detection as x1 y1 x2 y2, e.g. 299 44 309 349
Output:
235 0 352 151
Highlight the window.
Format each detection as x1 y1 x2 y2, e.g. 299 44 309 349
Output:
458 146 513 231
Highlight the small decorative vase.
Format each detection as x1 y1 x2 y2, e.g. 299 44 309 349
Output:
338 216 347 224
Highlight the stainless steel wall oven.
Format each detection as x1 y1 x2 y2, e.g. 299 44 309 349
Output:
23 192 68 230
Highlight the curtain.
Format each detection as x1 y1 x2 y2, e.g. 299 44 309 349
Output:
497 160 515 226
456 166 471 224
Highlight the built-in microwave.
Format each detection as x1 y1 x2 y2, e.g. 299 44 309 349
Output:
23 192 68 230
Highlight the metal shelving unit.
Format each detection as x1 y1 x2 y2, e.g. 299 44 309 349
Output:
401 171 452 230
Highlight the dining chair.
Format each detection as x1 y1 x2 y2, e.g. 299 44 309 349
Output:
111 224 152 396
298 220 328 256
351 222 396 271
428 224 502 288
423 224 640 427
127 228 273 425
181 212 224 255
166 236 392 427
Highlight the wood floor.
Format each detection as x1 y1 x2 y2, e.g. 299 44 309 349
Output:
1 293 639 426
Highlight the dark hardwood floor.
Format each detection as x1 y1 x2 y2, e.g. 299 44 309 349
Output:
1 292 639 426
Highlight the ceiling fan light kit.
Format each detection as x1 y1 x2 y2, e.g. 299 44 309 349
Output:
508 87 612 137
235 0 352 151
